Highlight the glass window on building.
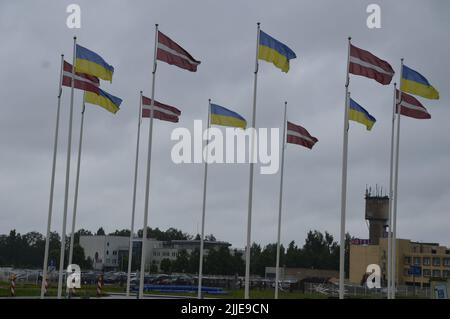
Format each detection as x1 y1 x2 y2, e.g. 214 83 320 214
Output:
423 269 431 277
413 257 421 265
444 258 450 267
443 270 450 278
432 270 441 277
404 257 411 264
432 257 441 266
423 257 431 266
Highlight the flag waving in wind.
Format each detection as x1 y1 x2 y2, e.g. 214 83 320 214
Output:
75 44 114 82
286 122 318 149
396 90 431 119
84 88 122 114
401 65 439 100
349 98 376 130
142 96 181 123
258 30 296 73
62 61 99 94
349 44 394 85
157 31 201 72
210 104 247 129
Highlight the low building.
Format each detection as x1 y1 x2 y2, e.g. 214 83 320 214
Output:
79 235 232 272
350 237 450 287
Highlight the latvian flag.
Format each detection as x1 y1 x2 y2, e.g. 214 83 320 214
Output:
349 44 394 85
62 61 99 94
396 90 431 119
286 121 318 149
142 96 181 123
157 31 201 72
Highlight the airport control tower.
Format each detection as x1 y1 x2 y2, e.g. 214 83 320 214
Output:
365 187 389 245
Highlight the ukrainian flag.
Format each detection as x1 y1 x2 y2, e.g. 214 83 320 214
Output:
348 98 376 131
401 65 439 100
210 104 246 129
258 30 296 73
75 44 114 82
84 88 122 114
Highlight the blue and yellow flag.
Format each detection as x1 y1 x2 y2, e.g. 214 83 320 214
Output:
348 98 376 131
84 88 122 114
401 65 439 100
210 104 246 129
258 30 296 73
75 44 114 82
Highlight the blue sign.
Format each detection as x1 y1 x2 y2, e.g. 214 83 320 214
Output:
408 266 422 276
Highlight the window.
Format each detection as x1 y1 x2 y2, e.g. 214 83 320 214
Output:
404 257 411 265
113 251 117 256
106 258 111 264
443 270 450 278
413 257 421 266
432 249 437 254
106 250 109 255
444 258 450 267
446 250 450 255
423 257 431 266
423 269 431 277
432 270 441 277
432 257 441 266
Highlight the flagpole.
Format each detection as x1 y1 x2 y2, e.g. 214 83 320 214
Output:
139 24 158 299
40 54 64 299
58 36 77 299
391 58 404 299
387 82 397 299
339 37 351 300
275 101 287 299
197 99 211 299
126 91 143 297
68 94 86 268
244 22 260 300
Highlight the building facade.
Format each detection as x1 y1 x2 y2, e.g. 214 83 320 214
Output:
79 235 231 272
350 238 450 287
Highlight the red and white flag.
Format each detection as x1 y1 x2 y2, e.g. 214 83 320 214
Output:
142 96 181 123
349 44 394 85
157 31 201 72
396 90 431 119
62 61 99 94
286 121 318 149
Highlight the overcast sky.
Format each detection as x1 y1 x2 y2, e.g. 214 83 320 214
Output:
0 0 449 249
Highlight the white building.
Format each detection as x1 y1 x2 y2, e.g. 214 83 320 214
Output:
79 235 231 271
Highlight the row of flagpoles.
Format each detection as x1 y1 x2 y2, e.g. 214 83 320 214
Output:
40 22 439 300
339 38 439 299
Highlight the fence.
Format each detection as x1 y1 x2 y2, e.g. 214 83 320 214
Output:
304 282 431 298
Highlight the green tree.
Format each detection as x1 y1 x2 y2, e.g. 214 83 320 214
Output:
160 258 172 273
96 227 106 236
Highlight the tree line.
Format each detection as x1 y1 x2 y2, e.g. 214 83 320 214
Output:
0 228 352 277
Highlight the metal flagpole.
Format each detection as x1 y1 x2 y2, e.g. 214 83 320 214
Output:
339 37 351 300
139 24 159 299
58 36 77 299
126 91 143 297
392 58 404 299
387 82 397 299
275 101 287 299
244 22 260 300
41 54 64 299
68 94 86 268
198 99 211 299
